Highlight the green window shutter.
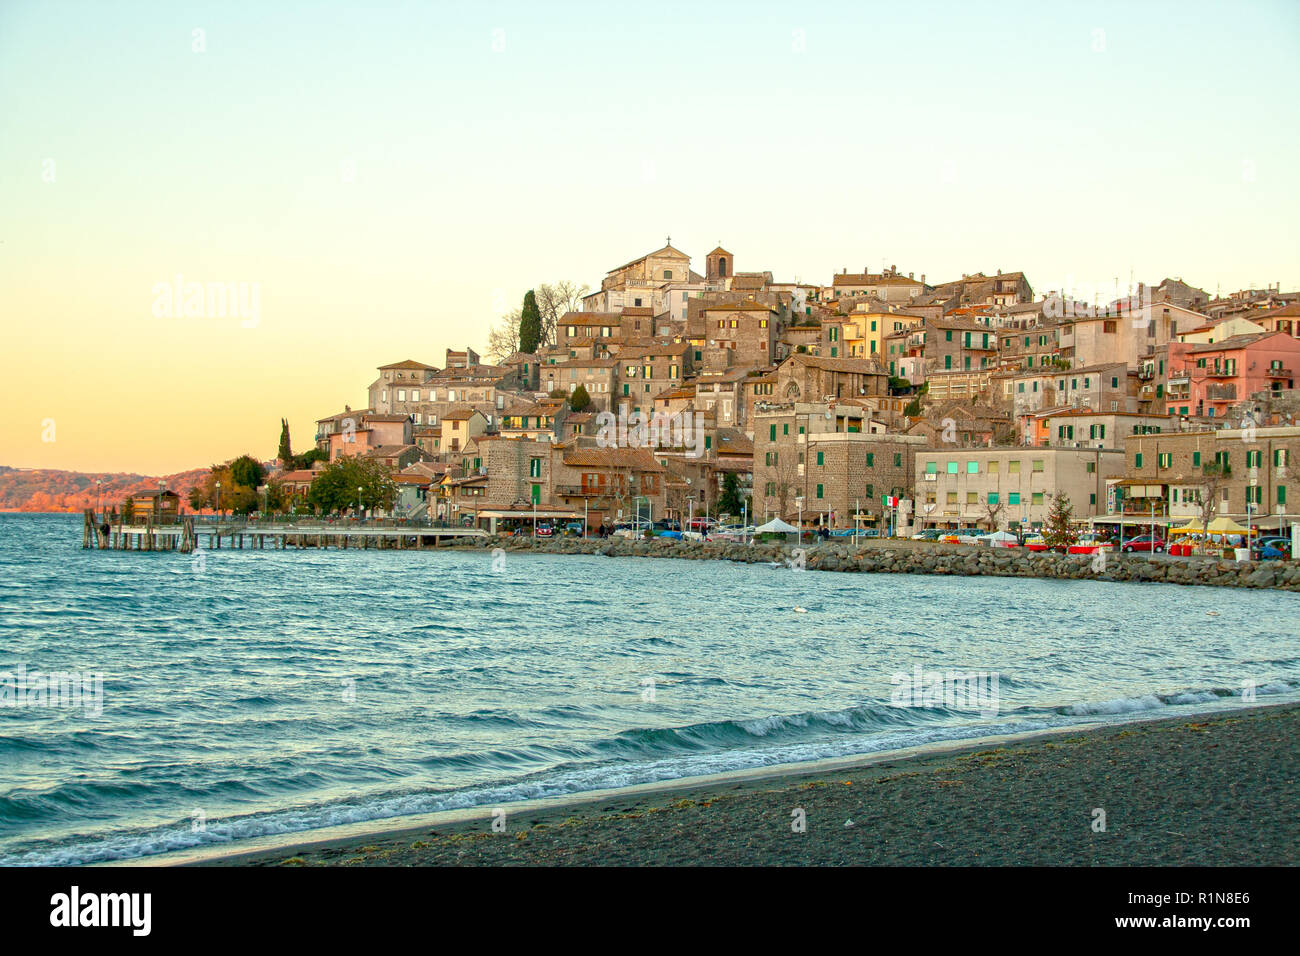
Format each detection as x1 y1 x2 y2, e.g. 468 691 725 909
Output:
894 453 902 467
816 484 824 499
866 453 874 467
1193 451 1201 467
817 451 823 466
770 424 776 441
1135 453 1143 468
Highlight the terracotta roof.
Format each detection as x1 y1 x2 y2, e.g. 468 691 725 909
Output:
561 447 666 471
378 359 438 371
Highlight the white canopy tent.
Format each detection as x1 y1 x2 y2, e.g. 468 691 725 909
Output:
755 518 800 534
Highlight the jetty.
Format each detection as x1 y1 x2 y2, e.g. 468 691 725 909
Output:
81 509 488 553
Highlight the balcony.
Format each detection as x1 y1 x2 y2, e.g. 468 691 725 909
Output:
1205 384 1237 401
1265 366 1292 378
553 484 606 498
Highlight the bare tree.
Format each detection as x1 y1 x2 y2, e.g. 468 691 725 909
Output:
486 308 522 363
981 498 1004 532
1195 462 1230 553
772 449 800 520
536 280 591 346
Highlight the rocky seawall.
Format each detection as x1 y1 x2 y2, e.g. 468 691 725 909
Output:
453 534 1300 591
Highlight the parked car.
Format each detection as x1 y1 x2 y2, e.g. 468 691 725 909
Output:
1251 537 1290 560
911 529 943 541
534 522 554 538
686 517 716 532
562 521 585 536
1121 534 1165 553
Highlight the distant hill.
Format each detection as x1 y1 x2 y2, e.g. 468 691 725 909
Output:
0 466 211 513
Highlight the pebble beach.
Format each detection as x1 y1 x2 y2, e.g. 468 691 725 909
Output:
204 702 1300 867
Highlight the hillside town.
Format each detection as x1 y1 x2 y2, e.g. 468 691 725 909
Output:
247 240 1300 544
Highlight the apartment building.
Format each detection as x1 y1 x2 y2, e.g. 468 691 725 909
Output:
914 447 1124 530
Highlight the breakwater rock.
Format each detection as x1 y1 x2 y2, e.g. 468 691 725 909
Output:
465 535 1300 591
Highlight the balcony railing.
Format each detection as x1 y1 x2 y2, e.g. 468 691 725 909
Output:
1205 384 1237 401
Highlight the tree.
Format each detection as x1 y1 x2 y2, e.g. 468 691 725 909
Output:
487 308 522 363
904 397 923 417
570 384 592 412
1195 462 1230 552
718 472 744 518
981 497 1004 532
278 419 292 465
535 281 590 345
1042 492 1078 550
188 486 209 511
307 456 397 515
772 449 800 519
230 454 265 491
518 290 543 355
292 448 327 470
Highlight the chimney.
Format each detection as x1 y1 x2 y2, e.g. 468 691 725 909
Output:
997 268 1002 276
908 272 914 280
921 274 926 285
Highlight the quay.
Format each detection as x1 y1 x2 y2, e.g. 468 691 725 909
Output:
80 510 488 553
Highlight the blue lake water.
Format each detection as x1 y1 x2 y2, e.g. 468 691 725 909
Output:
1 512 1297 865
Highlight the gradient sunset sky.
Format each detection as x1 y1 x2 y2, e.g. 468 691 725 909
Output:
2 0 1297 474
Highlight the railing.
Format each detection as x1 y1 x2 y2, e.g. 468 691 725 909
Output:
1205 384 1237 401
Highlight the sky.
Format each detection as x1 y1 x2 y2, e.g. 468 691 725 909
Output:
2 0 1297 474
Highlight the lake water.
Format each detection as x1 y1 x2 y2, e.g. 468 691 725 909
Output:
1 513 1296 865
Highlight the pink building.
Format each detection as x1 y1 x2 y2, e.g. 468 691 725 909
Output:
1165 332 1300 419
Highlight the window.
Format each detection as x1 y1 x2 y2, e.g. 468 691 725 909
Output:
663 270 672 280
1158 453 1172 468
1279 486 1288 505
988 461 999 474
1135 453 1143 468
947 461 958 474
1090 493 1097 505
866 484 874 498
770 424 777 441
1032 460 1044 473
816 451 824 466
783 423 789 436
1009 461 1021 473
967 461 978 474
1032 493 1044 506
947 491 958 504
926 461 937 474
894 453 902 467
945 330 953 342
866 452 875 467
1275 448 1289 467
529 457 542 478
816 484 824 499
1192 451 1201 467
1008 492 1021 505
988 492 999 505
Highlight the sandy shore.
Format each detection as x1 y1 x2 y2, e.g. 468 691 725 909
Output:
187 702 1299 867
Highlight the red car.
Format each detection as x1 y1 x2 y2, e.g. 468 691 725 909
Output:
1121 534 1165 553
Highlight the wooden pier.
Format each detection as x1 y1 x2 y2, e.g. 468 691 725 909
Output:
81 509 488 553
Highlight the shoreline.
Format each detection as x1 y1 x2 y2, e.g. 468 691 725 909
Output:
157 700 1300 867
466 534 1300 591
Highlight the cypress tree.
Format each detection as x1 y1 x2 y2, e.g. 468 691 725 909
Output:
519 290 542 354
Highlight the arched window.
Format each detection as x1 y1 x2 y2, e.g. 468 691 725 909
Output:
718 259 727 277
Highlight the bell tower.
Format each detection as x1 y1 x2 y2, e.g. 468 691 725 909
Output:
706 245 733 282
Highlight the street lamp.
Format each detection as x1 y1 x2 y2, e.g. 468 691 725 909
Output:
215 480 222 520
795 495 804 541
358 486 364 521
159 479 166 524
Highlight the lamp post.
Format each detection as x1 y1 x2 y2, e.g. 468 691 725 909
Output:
95 478 103 520
215 480 222 521
159 480 166 524
357 486 364 521
795 495 804 542
686 494 695 537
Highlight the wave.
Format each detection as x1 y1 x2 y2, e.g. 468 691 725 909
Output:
7 676 1297 867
